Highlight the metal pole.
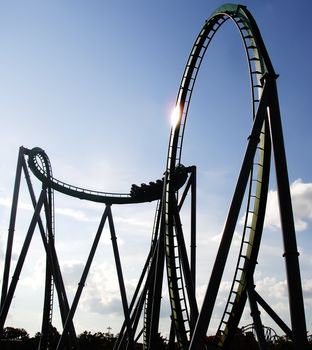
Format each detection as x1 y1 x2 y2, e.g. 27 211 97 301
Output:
254 290 292 338
114 202 163 350
176 167 197 335
266 75 308 349
148 202 165 348
22 158 78 348
189 81 270 350
1 147 24 308
148 222 165 350
40 188 54 350
107 206 134 350
190 166 197 298
247 283 267 350
42 195 78 350
56 206 109 350
115 236 161 350
0 189 45 329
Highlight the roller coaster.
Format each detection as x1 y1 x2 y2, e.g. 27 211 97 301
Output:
0 3 309 350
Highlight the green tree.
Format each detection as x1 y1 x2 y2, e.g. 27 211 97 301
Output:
1 327 29 341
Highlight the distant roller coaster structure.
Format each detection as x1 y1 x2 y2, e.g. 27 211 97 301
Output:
0 3 309 350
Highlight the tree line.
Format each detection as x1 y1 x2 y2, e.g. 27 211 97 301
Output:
0 326 311 349
0 327 119 350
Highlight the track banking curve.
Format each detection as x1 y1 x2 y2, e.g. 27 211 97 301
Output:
26 147 189 205
163 3 274 348
26 147 134 204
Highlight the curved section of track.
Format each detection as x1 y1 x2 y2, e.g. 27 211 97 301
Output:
26 147 167 205
26 147 133 204
164 4 274 348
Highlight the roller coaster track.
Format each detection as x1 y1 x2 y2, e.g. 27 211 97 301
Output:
26 147 134 204
163 3 273 349
1 3 308 350
36 150 56 350
26 147 189 205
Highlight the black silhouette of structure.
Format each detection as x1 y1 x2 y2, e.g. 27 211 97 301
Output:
0 4 308 350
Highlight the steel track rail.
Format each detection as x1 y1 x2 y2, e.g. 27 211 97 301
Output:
25 147 162 205
20 5 279 348
37 149 56 350
164 4 274 348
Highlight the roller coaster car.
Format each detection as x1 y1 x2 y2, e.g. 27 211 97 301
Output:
130 181 162 201
130 164 190 201
171 164 189 190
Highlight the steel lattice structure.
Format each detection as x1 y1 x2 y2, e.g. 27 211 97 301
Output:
0 4 309 350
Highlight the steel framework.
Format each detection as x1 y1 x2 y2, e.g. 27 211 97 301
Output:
0 3 308 350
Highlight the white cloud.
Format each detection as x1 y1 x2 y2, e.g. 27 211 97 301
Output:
57 259 125 317
0 195 156 232
0 196 32 211
55 207 97 222
290 179 312 230
210 231 242 249
257 243 282 258
18 257 46 290
263 190 280 231
303 279 312 302
78 262 123 316
239 179 312 232
0 196 97 222
60 260 89 292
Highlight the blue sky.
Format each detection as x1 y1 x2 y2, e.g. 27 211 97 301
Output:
0 0 311 339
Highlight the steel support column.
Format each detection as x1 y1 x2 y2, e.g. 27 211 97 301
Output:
147 223 165 350
107 206 134 350
266 75 308 349
21 157 78 348
189 80 270 350
56 206 110 350
147 202 165 350
247 283 267 350
253 290 292 338
114 245 156 350
1 147 24 308
0 189 45 330
190 167 197 300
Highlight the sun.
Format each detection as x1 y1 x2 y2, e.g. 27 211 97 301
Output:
170 104 181 128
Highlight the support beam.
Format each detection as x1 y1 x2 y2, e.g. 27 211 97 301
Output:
107 206 134 350
1 147 24 308
0 189 45 330
56 206 109 350
148 226 165 350
247 283 268 350
189 80 270 350
266 75 308 350
254 290 292 338
22 157 78 348
190 166 197 300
